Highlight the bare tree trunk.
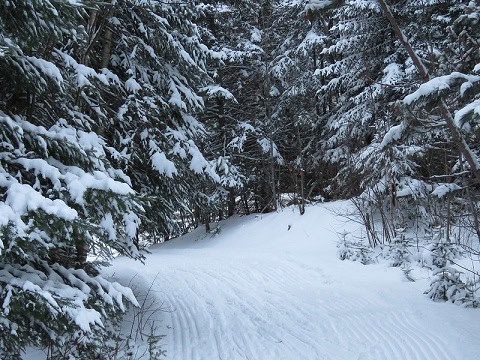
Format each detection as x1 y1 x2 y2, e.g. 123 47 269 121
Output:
466 185 480 244
243 194 251 215
296 125 305 215
259 2 277 212
82 4 116 67
269 138 278 211
194 205 200 228
377 0 480 184
75 243 88 268
81 9 98 66
446 195 451 243
101 28 113 68
228 189 235 217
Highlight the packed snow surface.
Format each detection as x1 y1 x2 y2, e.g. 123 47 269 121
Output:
108 202 480 360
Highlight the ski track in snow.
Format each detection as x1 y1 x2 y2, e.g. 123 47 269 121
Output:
109 202 480 360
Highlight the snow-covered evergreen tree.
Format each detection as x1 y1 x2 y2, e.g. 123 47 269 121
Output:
426 266 476 306
426 239 476 306
200 0 285 214
2 1 480 353
267 0 326 212
306 0 480 245
71 0 225 241
0 0 142 355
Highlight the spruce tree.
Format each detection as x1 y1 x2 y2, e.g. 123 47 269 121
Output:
200 0 284 214
0 0 142 356
72 0 224 241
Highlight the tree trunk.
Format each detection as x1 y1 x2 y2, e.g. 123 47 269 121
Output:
296 125 305 215
228 188 235 217
204 213 211 233
269 138 278 211
75 232 88 269
101 28 113 68
243 194 251 215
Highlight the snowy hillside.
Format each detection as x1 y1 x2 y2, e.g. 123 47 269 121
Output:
105 202 480 360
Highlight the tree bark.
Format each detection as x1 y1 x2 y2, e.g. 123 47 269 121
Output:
269 138 278 211
228 188 235 217
101 28 113 68
296 125 305 215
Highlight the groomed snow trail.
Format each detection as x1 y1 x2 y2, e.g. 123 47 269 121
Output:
110 202 480 360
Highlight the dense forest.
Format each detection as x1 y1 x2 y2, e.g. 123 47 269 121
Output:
0 0 479 358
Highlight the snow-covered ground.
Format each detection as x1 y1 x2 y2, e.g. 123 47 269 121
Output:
106 201 480 360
